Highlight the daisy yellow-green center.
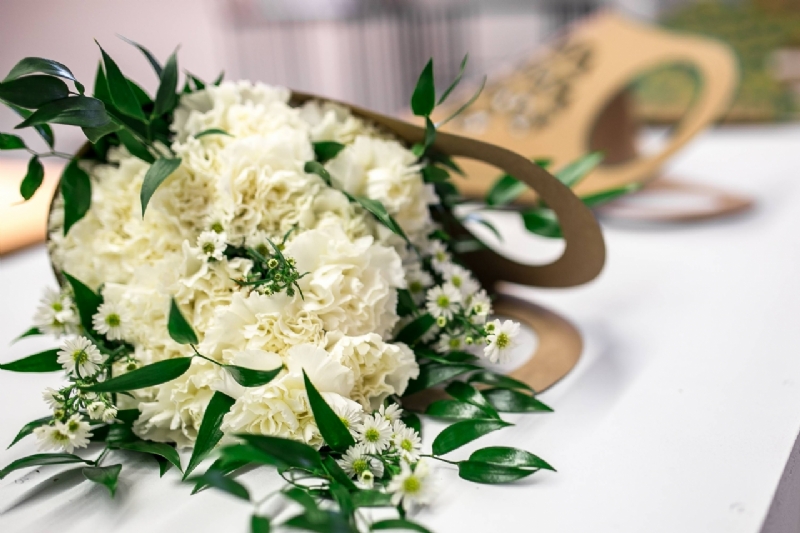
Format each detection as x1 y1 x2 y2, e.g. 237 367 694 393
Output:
53 430 70 443
210 222 224 233
403 475 421 494
105 313 121 327
436 295 450 308
400 439 413 452
72 349 88 365
52 302 63 312
496 332 510 349
202 243 216 255
448 338 461 349
352 458 368 475
409 281 423 293
364 428 380 443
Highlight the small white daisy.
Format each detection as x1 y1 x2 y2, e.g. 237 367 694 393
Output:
378 403 403 424
34 415 92 453
405 263 434 303
101 406 118 424
337 444 384 478
425 283 462 321
435 332 464 354
441 264 479 297
197 230 227 261
468 290 492 319
332 402 363 438
483 319 521 364
33 287 78 337
92 301 130 341
427 240 452 272
388 459 435 510
86 401 106 421
393 425 423 463
355 413 393 454
57 336 105 377
358 469 375 488
42 387 63 410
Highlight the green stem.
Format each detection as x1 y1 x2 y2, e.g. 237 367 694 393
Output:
94 447 110 466
421 454 459 466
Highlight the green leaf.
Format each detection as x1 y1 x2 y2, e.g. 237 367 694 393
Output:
400 410 421 434
352 489 394 508
481 388 553 413
394 314 435 346
15 96 109 129
437 75 486 127
396 289 417 317
83 464 122 497
191 455 249 494
312 141 345 163
13 326 42 343
117 129 155 163
140 158 182 215
485 174 525 206
4 57 84 92
444 381 499 418
0 75 69 109
283 486 321 514
421 165 450 184
216 443 284 470
403 362 478 396
117 440 183 472
330 482 355 520
194 128 232 139
154 455 172 477
118 36 163 77
188 73 206 91
0 349 60 372
283 510 356 533
82 120 121 143
213 71 225 86
154 49 179 117
0 453 91 480
97 42 145 120
350 195 409 242
192 469 250 501
19 155 45 200
457 460 538 484
322 455 357 491
7 104 54 147
423 117 436 152
84 357 193 392
63 272 101 331
304 160 332 185
303 370 355 452
555 152 604 188
225 364 282 387
580 183 639 207
7 416 51 448
425 399 489 420
167 297 198 345
469 446 555 471
411 59 435 117
521 208 562 239
467 371 533 393
236 434 323 472
372 519 433 533
428 152 464 176
100 423 136 445
0 132 26 150
460 213 502 242
431 418 511 455
438 54 469 105
61 159 92 235
184 391 235 479
251 515 271 533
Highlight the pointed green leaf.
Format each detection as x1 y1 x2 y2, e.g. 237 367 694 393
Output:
469 446 555 471
117 129 155 163
184 391 235 479
303 370 355 452
431 418 511 455
97 42 145 120
19 155 45 200
191 454 250 494
423 116 436 152
580 183 639 207
284 510 354 533
481 388 553 413
0 349 60 373
15 96 109 129
0 75 69 109
467 371 533 393
116 439 182 472
321 455 357 491
0 132 26 150
461 213 502 242
140 158 182 215
403 362 478 396
312 141 345 163
485 174 525 206
118 36 163 77
444 381 499 418
83 464 122 497
352 489 394 508
437 75 486 127
411 59 435 117
421 165 450 184
61 159 92 235
84 357 193 392
216 443 284 470
236 434 323 472
400 410 421 434
194 128 232 139
304 160 331 185
13 326 43 343
457 460 538 484
154 50 179 116
425 399 489 421
213 71 225 86
191 469 249 501
7 416 51 448
372 519 433 533
394 314 435 347
0 453 92 480
251 515 271 533
3 57 83 92
521 208 562 239
82 120 121 143
167 297 198 345
62 272 102 331
8 104 54 147
350 195 409 242
438 54 469 106
555 152 604 188
225 364 282 387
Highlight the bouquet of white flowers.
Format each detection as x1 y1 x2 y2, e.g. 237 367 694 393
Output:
0 41 604 532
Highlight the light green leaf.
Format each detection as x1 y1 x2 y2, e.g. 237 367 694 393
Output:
372 519 434 533
194 128 232 139
251 515 271 533
431 418 511 455
0 349 60 373
153 49 179 116
304 160 332 185
352 489 394 508
7 416 51 448
303 370 355 452
236 434 322 472
0 453 92 480
555 152 604 188
83 464 122 497
19 155 44 200
425 399 489 421
63 271 102 332
0 132 26 150
394 313 436 347
485 174 525 207
191 469 250 501
312 141 345 163
167 297 198 345
61 159 92 235
97 42 146 120
467 371 533 393
437 75 486 127
0 75 69 109
117 440 183 472
411 59 435 117
184 391 235 479
481 388 553 413
352 196 407 240
580 183 639 207
403 362 478 396
84 357 193 392
15 96 110 129
118 36 163 77
140 158 182 215
457 460 538 484
225 364 282 387
438 54 468 105
469 446 555 471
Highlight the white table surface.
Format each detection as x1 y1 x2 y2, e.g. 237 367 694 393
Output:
1 124 799 533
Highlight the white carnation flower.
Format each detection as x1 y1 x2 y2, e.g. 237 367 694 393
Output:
57 336 105 378
484 319 521 364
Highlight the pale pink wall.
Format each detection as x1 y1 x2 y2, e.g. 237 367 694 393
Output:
0 0 233 153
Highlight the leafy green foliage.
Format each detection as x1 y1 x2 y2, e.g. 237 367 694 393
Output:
431 419 511 455
521 208 562 239
554 152 603 188
167 297 198 345
372 519 433 533
83 464 122 497
0 75 69 109
0 453 92 480
349 195 409 242
116 440 183 472
304 160 332 185
411 59 435 117
469 446 554 471
191 469 250 501
251 515 271 533
485 174 526 207
425 399 487 420
394 314 436 346
0 132 26 150
7 416 51 448
16 96 109 129
61 159 92 235
184 391 235 478
140 158 182 215
457 461 538 484
303 371 355 452
580 184 639 207
97 42 146 120
19 156 44 200
84 357 193 392
4 57 84 93
119 37 163 77
444 381 500 419
194 128 231 139
236 434 323 472
0 349 60 372
467 371 533 393
437 54 468 106
13 326 42 343
153 50 179 117
403 362 478 396
437 76 486 127
63 272 102 331
482 388 553 413
8 104 54 147
313 141 345 163
225 364 282 387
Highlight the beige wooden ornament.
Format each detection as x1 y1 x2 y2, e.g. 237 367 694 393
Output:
433 11 754 220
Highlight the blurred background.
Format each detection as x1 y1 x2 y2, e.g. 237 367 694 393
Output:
1 0 798 155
